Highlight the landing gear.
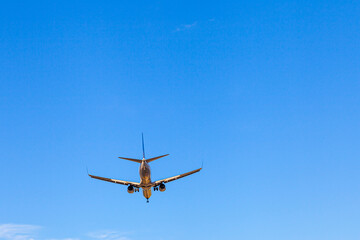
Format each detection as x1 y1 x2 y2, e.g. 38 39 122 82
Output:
153 187 159 191
146 198 149 203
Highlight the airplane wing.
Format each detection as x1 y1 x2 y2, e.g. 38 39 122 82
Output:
152 167 202 186
88 174 141 187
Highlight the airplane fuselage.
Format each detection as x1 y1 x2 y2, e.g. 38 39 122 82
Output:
139 160 152 200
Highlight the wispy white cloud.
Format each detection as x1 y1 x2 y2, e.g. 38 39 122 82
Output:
88 231 130 240
175 21 197 32
0 224 41 240
0 224 130 240
47 238 80 240
174 18 216 32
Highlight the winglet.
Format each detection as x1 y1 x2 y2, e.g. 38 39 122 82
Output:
86 166 90 176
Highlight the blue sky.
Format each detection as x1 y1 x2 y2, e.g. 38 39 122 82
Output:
1 1 359 240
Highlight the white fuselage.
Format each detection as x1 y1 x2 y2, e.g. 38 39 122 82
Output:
139 160 152 199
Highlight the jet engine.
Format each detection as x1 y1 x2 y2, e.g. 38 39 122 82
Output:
127 185 134 194
159 183 166 192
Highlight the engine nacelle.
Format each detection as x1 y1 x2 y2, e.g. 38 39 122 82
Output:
159 183 166 192
127 185 134 194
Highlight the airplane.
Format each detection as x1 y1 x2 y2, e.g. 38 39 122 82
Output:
88 134 202 203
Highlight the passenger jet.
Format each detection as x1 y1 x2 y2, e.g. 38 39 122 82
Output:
88 134 202 202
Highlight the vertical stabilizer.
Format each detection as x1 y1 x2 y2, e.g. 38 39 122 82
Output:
142 133 145 159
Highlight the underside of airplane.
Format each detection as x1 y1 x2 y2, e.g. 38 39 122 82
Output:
88 134 202 202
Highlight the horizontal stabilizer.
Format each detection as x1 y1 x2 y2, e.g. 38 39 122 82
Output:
146 154 169 163
118 157 142 163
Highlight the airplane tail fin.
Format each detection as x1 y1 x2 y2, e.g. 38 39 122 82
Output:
142 133 145 159
146 154 169 163
118 134 168 163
